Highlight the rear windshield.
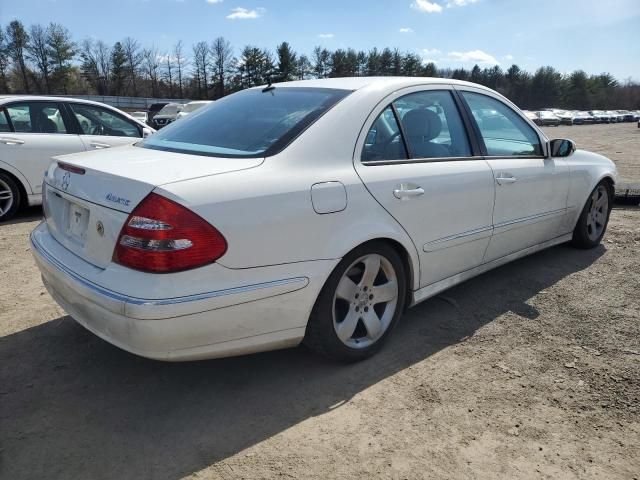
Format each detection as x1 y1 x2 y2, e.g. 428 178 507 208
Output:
141 87 351 158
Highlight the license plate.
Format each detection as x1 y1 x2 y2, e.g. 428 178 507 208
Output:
68 202 89 241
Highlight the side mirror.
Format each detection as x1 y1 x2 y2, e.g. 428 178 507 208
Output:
550 138 576 157
142 127 153 138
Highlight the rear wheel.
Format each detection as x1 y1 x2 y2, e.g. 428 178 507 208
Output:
571 182 612 249
304 242 407 362
0 172 20 222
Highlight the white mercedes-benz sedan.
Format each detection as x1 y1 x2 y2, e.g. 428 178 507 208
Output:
0 96 154 222
31 77 617 362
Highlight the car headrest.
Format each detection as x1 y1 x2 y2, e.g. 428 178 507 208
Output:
402 109 442 141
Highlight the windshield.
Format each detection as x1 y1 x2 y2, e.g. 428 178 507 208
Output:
141 87 351 158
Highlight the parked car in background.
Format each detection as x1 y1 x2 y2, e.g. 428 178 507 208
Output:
0 96 154 221
523 110 540 125
605 110 622 123
535 110 561 126
589 110 609 123
130 111 149 124
151 103 183 129
30 77 617 363
572 111 595 125
176 100 213 120
550 110 575 125
618 110 636 122
147 102 169 125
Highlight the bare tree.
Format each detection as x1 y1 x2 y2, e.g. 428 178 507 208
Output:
192 41 210 99
163 51 175 97
142 46 160 97
173 40 187 98
80 38 111 95
27 24 52 93
210 37 232 98
122 37 142 96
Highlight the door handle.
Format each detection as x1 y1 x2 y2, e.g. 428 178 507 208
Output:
496 174 517 185
0 137 25 145
90 142 111 149
393 185 425 199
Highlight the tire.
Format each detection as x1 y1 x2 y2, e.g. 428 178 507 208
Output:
571 181 613 249
0 172 21 222
304 241 407 363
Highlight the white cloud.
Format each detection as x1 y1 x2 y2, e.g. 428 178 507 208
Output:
423 59 438 64
318 33 334 38
226 7 264 19
411 0 443 13
448 49 499 65
399 27 414 33
206 0 223 3
446 0 479 6
422 48 442 55
504 54 514 61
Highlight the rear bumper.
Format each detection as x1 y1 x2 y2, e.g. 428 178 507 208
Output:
31 223 330 361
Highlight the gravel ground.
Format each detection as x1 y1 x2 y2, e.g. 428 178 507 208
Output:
542 122 640 185
1 124 639 480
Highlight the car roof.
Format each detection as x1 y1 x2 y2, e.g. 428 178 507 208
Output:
260 76 492 93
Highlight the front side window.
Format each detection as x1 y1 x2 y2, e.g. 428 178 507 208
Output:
6 102 67 134
142 87 351 158
394 90 471 159
461 92 542 157
69 104 141 138
361 106 408 162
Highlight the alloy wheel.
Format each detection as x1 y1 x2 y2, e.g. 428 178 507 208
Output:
587 185 609 241
0 178 14 217
332 253 399 349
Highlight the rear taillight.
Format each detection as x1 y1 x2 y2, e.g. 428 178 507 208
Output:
113 193 227 273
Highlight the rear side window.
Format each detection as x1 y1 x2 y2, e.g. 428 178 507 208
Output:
69 104 141 138
361 106 408 162
6 102 67 134
395 90 471 159
142 87 351 158
461 92 542 157
0 110 10 132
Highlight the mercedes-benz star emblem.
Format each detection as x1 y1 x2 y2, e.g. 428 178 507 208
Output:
61 172 71 191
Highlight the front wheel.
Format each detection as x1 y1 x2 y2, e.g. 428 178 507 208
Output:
571 182 613 249
304 242 407 362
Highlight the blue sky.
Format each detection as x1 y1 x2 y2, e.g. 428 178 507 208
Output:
2 0 639 80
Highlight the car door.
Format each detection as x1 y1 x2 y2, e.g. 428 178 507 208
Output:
355 86 495 288
457 88 570 262
66 102 143 150
1 101 85 196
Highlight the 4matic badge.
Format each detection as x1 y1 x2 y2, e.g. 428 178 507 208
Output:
105 193 131 207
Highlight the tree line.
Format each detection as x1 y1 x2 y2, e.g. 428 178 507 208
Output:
1 19 638 110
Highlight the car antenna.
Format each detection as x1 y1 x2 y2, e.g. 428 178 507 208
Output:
262 76 276 93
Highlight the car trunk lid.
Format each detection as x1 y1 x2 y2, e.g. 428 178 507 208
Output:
42 145 263 268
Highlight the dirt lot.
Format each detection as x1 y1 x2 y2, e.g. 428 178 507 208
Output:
1 124 639 479
542 122 640 185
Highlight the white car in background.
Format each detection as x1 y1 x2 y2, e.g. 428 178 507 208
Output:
0 96 154 221
176 100 213 120
129 111 149 124
31 77 617 363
